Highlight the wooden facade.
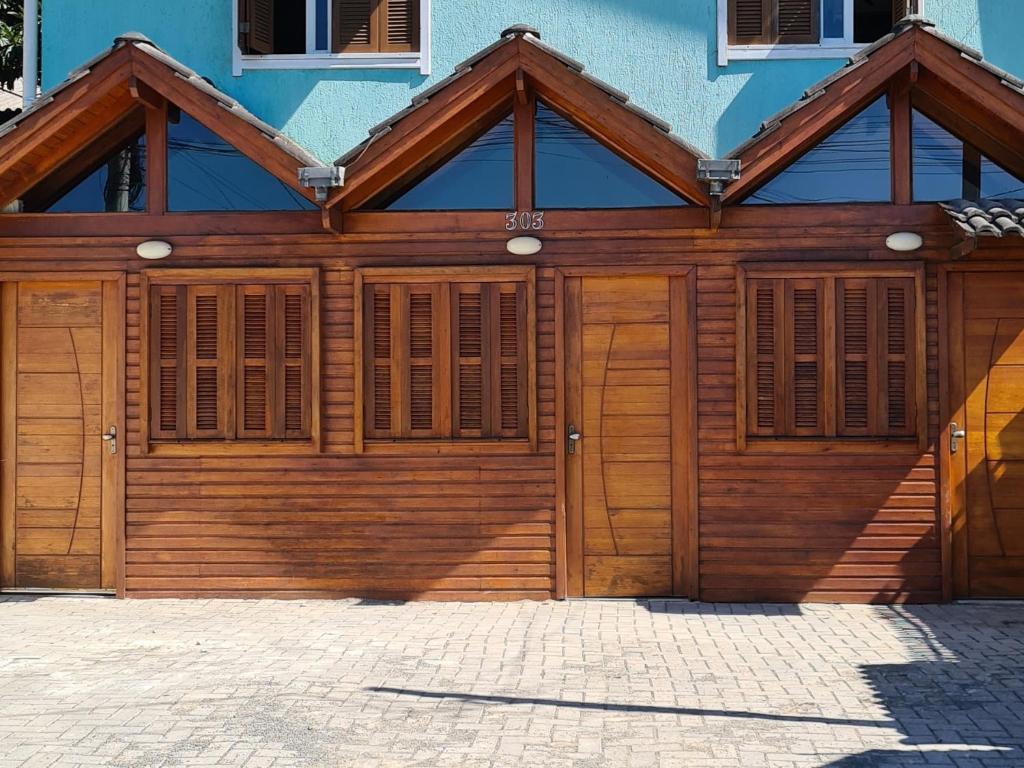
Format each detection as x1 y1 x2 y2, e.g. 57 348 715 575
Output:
0 23 1021 602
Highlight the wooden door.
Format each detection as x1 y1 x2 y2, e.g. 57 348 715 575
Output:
0 280 123 592
953 272 1024 597
563 274 694 597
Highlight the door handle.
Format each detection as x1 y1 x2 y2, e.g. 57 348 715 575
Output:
102 425 117 455
950 422 966 454
567 425 581 455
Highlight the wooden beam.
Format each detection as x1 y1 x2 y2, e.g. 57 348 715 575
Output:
129 75 164 110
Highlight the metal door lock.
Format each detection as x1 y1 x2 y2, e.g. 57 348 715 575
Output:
950 422 966 454
567 425 581 455
102 426 117 455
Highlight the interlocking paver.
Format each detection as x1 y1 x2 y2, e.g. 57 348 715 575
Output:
0 598 1022 767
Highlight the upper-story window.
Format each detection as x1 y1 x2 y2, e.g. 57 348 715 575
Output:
719 0 920 64
234 0 430 75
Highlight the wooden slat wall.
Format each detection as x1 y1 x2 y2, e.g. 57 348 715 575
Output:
122 265 556 600
696 264 942 603
0 219 960 602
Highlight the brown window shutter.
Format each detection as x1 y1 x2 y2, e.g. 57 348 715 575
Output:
746 279 785 436
405 284 448 438
452 283 485 438
495 283 528 438
364 285 393 438
837 278 875 436
785 279 825 435
237 285 274 439
186 286 235 439
730 0 771 44
777 0 820 44
277 284 312 438
893 0 910 21
240 0 275 54
334 0 377 52
881 278 916 437
381 0 419 52
150 285 186 440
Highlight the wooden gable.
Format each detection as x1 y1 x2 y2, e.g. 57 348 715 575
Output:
722 19 1024 206
0 35 322 213
327 28 711 212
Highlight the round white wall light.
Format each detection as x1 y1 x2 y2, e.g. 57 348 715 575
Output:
885 232 923 252
136 240 173 260
506 236 543 256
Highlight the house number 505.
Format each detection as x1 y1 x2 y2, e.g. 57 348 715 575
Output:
505 211 545 231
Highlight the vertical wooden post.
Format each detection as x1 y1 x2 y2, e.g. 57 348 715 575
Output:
0 284 16 588
513 77 535 213
145 100 169 214
890 80 913 205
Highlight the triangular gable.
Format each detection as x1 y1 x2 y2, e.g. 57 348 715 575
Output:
369 113 516 210
328 26 710 212
0 33 322 210
722 18 1024 205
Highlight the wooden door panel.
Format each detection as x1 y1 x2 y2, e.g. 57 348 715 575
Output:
961 277 1024 597
567 275 678 597
3 281 115 592
584 555 672 596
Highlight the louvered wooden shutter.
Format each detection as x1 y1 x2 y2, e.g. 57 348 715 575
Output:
364 283 448 439
277 285 312 438
237 285 274 439
406 284 442 437
334 0 376 52
240 0 275 54
777 0 819 44
364 285 394 438
881 278 915 437
785 279 825 435
381 0 418 52
187 286 234 438
452 283 485 438
729 0 818 45
496 283 528 437
892 0 910 21
730 0 770 44
150 285 186 440
746 279 784 436
451 283 528 439
837 278 874 436
837 278 916 437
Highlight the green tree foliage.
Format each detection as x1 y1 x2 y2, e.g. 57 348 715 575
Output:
0 0 29 92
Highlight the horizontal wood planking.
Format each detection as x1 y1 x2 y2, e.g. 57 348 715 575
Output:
696 264 941 603
0 227 966 602
121 266 557 599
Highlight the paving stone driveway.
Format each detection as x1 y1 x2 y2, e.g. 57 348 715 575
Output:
0 597 1022 768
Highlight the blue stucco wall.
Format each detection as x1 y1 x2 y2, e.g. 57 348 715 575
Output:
41 0 1017 163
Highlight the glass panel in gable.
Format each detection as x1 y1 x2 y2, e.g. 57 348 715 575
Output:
912 110 1024 201
981 157 1024 199
534 102 685 208
167 110 316 212
744 96 891 205
15 119 147 213
375 115 516 211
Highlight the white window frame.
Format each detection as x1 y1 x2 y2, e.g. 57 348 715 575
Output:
716 0 922 66
233 0 431 76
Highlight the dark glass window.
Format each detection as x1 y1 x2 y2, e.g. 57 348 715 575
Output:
19 130 147 213
379 115 515 211
912 110 1024 201
534 102 684 209
744 96 891 205
167 110 315 212
853 0 896 44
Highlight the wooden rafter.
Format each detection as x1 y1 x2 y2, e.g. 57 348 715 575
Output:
0 39 320 209
722 24 1024 205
